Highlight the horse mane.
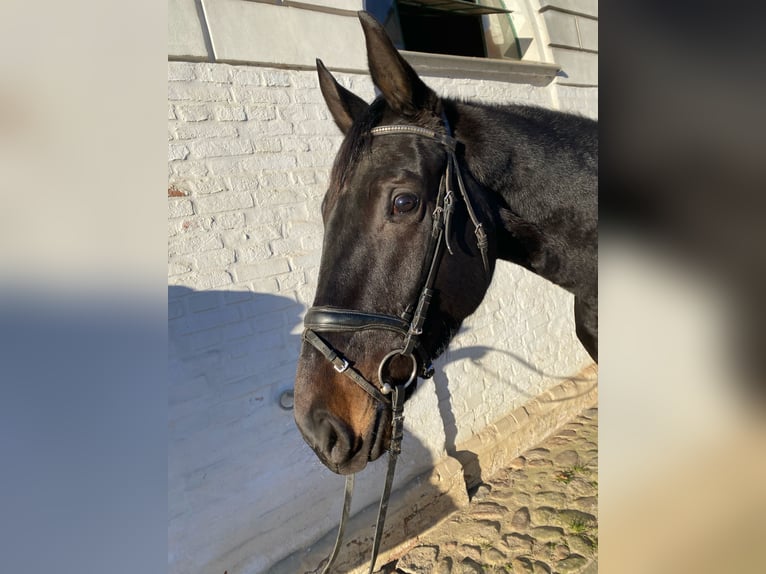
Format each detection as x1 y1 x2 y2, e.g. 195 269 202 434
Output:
327 98 387 197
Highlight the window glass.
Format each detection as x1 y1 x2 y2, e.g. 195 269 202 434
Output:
365 0 541 61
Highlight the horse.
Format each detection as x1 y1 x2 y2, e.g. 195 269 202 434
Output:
293 11 597 478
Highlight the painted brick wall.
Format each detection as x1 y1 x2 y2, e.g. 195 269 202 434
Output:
168 61 595 573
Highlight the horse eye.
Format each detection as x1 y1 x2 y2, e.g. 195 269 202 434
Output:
393 193 418 214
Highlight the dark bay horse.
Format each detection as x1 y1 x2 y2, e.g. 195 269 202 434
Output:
294 12 597 476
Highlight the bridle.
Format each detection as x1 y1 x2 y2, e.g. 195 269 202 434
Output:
304 115 489 574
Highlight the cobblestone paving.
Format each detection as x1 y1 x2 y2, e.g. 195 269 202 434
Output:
380 405 598 574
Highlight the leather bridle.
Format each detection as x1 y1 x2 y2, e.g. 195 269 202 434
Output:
305 117 489 574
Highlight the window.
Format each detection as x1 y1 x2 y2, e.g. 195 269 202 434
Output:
365 0 539 61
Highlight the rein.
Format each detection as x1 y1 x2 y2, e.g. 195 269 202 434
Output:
306 118 489 574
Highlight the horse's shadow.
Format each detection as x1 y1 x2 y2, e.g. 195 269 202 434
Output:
424 338 594 492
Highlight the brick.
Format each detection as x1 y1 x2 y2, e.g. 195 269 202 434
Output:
175 104 213 122
170 217 213 235
244 105 277 121
187 178 227 195
222 289 253 304
208 396 249 427
237 223 281 243
193 64 232 83
211 105 247 122
231 67 264 86
248 277 278 293
286 221 323 238
269 236 303 256
280 136 311 152
187 291 222 312
169 144 190 161
277 271 306 291
184 304 240 333
193 192 254 214
195 248 236 270
293 119 338 136
234 259 290 281
306 137 337 152
170 408 210 437
237 243 272 264
262 70 291 87
189 138 253 159
169 375 209 406
211 212 246 230
175 123 238 140
291 89 325 104
273 203 311 223
168 300 185 320
241 119 294 136
168 198 194 218
171 160 210 178
168 62 196 81
169 234 224 256
169 260 193 276
233 86 290 105
289 170 318 186
291 72 320 89
171 270 232 290
227 176 261 192
253 138 282 153
254 188 304 208
209 153 297 174
291 151 335 168
187 328 224 352
278 107 309 123
288 252 320 271
168 82 232 102
221 319 253 341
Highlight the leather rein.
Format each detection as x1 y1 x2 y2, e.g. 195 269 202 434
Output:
305 118 489 574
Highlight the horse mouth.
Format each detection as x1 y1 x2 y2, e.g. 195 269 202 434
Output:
367 407 389 462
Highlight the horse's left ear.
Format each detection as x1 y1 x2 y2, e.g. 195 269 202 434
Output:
358 11 439 117
317 58 369 134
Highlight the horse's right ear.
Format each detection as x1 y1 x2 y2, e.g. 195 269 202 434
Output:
358 11 439 117
317 59 368 135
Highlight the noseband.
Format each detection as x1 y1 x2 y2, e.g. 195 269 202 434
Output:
305 117 489 574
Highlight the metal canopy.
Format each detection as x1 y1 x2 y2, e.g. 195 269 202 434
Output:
397 0 512 16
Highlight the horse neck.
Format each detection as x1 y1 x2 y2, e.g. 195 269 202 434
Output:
445 99 598 290
449 101 591 207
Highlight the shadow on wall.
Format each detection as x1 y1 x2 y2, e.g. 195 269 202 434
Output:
429 343 596 491
168 285 464 574
168 285 311 573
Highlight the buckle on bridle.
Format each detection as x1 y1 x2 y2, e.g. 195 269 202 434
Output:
333 358 350 373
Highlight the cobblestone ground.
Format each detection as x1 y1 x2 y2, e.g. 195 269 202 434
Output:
380 405 598 574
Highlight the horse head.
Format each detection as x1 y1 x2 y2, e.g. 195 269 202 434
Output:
293 12 499 474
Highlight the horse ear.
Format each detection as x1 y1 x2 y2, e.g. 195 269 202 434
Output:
316 59 369 134
358 11 439 117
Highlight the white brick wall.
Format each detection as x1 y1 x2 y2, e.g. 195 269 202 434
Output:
168 61 596 574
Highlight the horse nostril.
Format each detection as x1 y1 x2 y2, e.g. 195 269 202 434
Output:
326 426 338 453
315 412 355 466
